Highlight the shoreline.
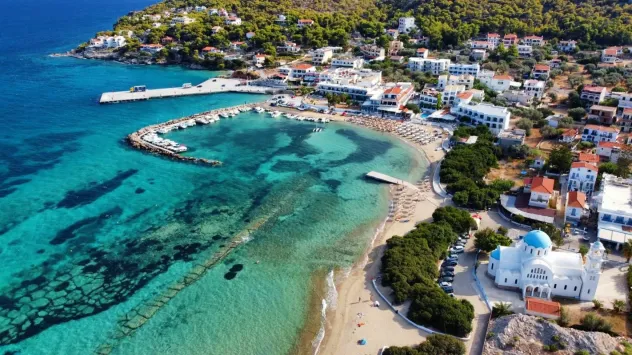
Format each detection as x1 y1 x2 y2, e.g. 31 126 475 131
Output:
317 119 448 355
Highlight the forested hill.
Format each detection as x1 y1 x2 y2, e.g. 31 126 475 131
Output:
382 0 632 47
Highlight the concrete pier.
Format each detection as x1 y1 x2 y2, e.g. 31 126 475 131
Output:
100 78 281 104
366 171 419 191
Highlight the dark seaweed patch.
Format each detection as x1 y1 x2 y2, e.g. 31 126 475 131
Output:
230 264 244 272
223 272 237 280
56 169 138 209
50 207 122 245
329 129 392 166
270 160 310 173
135 188 145 194
324 179 342 192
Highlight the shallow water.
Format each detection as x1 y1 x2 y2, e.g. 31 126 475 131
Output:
0 1 427 353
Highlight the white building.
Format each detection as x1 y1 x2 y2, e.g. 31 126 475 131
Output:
408 58 450 75
448 62 480 77
398 17 416 33
601 47 622 63
523 35 544 46
471 49 487 61
277 42 301 54
581 86 607 105
488 230 604 301
568 162 598 194
581 124 618 143
361 45 385 61
417 88 441 108
486 33 500 47
558 40 577 52
415 48 429 58
89 36 126 48
523 79 545 98
225 16 242 26
362 82 415 118
478 71 516 92
316 69 382 101
527 176 555 208
565 191 588 224
593 174 632 247
518 45 533 57
312 47 333 64
171 16 195 26
450 102 510 135
499 91 534 106
597 141 625 163
441 85 466 106
437 74 474 90
331 57 364 69
470 41 494 50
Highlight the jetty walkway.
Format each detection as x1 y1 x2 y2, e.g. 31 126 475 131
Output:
366 171 419 191
100 78 281 104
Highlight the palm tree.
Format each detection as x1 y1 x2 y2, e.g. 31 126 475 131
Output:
622 240 632 263
492 302 513 318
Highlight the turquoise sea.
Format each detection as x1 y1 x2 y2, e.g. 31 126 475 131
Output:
0 1 426 354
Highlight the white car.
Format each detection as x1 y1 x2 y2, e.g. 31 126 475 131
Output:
450 246 465 253
439 281 452 288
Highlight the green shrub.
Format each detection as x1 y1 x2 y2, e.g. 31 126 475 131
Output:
381 207 475 337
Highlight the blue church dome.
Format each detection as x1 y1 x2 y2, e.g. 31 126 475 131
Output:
490 248 501 259
523 230 552 249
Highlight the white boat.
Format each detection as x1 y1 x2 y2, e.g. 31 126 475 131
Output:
254 107 265 113
270 111 282 118
157 127 170 134
172 145 188 153
220 112 229 118
179 123 188 129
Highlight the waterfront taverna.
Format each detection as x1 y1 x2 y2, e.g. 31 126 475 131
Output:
488 230 604 301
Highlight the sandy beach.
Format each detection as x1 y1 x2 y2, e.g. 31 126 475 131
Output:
259 101 463 355
318 138 448 355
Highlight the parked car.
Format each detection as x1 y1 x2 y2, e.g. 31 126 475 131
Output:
442 286 454 293
439 276 454 283
461 233 471 239
582 234 591 241
455 241 466 247
442 266 455 272
442 260 458 267
439 281 452 288
441 271 455 277
450 246 465 253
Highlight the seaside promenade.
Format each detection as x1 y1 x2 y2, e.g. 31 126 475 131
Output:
99 78 281 103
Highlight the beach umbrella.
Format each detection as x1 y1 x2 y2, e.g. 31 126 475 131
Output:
359 339 367 345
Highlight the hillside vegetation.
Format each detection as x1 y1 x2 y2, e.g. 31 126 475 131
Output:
384 0 632 47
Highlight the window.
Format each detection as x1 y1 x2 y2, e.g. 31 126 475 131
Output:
616 216 625 224
587 289 590 294
571 208 577 216
531 249 533 255
603 214 612 222
515 279 518 284
504 278 507 283
491 264 494 270
564 285 567 290
574 286 577 291
554 284 557 289
538 250 540 256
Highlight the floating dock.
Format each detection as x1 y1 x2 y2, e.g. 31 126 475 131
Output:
366 171 419 191
100 78 282 104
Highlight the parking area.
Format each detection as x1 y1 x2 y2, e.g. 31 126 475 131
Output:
440 234 490 355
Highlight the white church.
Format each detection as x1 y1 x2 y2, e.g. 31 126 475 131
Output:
487 230 604 301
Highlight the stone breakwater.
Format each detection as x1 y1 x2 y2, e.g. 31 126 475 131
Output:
94 216 270 354
127 103 259 166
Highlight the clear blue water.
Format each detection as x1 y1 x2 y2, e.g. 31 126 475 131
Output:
0 1 426 354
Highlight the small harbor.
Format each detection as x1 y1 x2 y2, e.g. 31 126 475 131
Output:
127 102 331 165
100 78 282 104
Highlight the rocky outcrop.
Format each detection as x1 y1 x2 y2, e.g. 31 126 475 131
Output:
484 314 628 355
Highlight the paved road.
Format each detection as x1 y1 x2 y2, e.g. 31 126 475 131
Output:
449 236 491 355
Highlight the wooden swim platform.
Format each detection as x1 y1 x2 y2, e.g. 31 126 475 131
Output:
366 171 419 191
